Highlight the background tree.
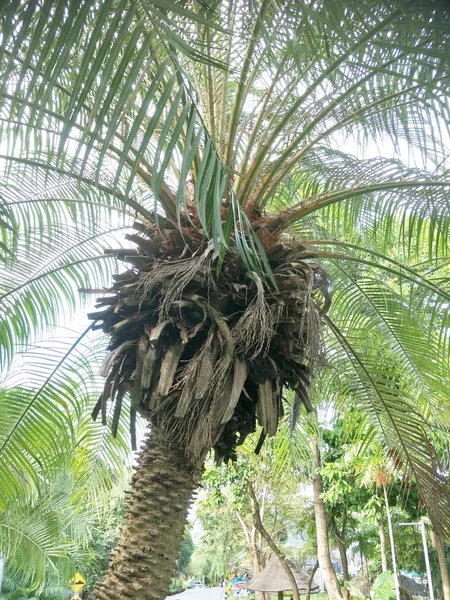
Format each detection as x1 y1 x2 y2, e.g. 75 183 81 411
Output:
177 528 195 576
198 438 309 593
2 2 450 599
320 423 373 596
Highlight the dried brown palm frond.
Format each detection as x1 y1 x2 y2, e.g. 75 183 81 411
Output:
89 217 331 465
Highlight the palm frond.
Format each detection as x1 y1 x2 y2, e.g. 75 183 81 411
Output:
2 0 450 541
0 326 139 510
270 149 450 261
320 309 450 532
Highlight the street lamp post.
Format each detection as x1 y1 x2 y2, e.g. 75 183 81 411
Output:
398 520 434 600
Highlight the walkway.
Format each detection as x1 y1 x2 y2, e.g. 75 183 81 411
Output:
167 587 225 600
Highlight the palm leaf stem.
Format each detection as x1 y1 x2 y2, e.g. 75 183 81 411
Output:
137 4 236 230
71 5 147 175
330 261 436 402
53 2 141 155
242 55 317 179
217 1 238 146
142 0 230 33
276 180 450 224
0 155 155 221
204 26 216 142
300 240 450 303
6 197 140 220
259 84 450 206
224 0 271 171
0 326 92 459
1 524 60 574
255 72 445 207
323 314 424 481
231 48 272 159
233 54 290 194
130 15 271 268
237 5 404 205
2 85 179 219
0 254 110 303
310 250 450 304
255 53 409 195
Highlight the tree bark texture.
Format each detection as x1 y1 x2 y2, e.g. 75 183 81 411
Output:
305 561 319 600
331 517 349 580
310 435 343 600
90 432 199 600
378 517 388 572
431 529 450 600
382 485 400 600
236 513 268 600
249 486 300 600
331 518 349 600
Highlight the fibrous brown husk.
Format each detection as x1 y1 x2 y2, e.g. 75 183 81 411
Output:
87 217 331 465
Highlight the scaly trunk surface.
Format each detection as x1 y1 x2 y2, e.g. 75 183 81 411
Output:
378 517 388 572
431 529 450 600
90 432 198 600
310 435 343 600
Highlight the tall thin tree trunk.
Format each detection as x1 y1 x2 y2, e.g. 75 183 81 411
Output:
378 517 388 572
310 434 343 600
431 529 450 600
305 561 319 600
331 518 349 600
90 432 199 600
236 513 267 600
249 486 300 600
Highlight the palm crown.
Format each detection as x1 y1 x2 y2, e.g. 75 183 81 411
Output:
1 0 450 596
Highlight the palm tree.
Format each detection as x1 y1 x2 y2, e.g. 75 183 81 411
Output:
2 1 450 598
0 384 133 593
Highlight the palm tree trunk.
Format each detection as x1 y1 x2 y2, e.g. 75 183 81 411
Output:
236 513 267 600
431 529 450 600
378 517 388 572
310 434 343 600
90 431 199 600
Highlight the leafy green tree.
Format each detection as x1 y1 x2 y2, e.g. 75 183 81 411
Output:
320 425 373 591
196 443 311 597
2 2 450 599
177 528 195 575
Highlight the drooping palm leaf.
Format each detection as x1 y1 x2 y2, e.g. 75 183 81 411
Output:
2 0 450 547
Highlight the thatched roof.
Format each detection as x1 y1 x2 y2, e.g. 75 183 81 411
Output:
398 574 427 596
350 571 371 597
244 555 320 593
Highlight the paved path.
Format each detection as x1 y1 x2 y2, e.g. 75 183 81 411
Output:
167 587 225 600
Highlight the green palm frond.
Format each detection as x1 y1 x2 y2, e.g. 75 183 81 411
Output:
319 311 450 530
270 149 450 260
0 329 138 510
2 0 450 540
2 1 449 268
0 471 89 590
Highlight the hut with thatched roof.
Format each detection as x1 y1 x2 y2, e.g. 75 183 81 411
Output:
244 555 320 599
